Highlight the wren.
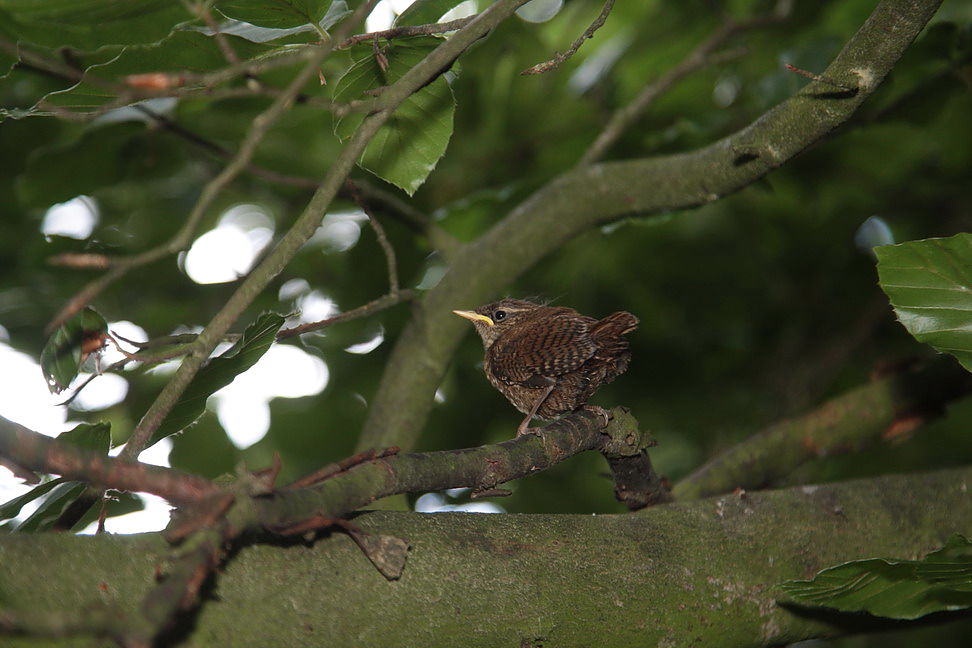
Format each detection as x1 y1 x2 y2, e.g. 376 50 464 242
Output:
454 298 638 437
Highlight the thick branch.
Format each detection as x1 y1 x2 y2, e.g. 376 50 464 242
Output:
674 356 972 500
3 467 971 647
263 408 618 528
357 0 944 453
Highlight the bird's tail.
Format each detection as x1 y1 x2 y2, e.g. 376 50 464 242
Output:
589 311 638 379
590 311 639 340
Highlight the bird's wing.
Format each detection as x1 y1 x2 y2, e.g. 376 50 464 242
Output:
487 312 597 384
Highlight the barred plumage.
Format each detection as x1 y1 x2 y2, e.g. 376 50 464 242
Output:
454 299 638 436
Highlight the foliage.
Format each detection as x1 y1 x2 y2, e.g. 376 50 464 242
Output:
334 37 456 194
0 422 110 532
147 312 285 446
781 535 972 620
0 0 968 507
877 233 972 372
39 307 108 394
1 0 972 644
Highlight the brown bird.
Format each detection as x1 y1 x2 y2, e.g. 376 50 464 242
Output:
454 299 638 437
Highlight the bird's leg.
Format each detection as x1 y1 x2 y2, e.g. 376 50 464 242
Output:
516 380 556 438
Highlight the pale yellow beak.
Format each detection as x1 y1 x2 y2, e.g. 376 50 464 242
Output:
453 310 494 327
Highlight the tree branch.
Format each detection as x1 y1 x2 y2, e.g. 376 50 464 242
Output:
0 416 217 506
520 0 616 76
357 0 945 453
276 290 414 339
47 37 333 334
117 0 533 461
340 17 475 48
578 11 783 165
346 179 400 294
674 356 972 500
3 466 972 646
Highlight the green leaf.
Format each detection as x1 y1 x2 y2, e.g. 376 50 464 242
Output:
875 233 972 372
216 0 333 29
148 312 285 446
334 38 455 195
212 1 348 43
39 307 108 394
394 0 468 27
40 31 275 112
15 481 87 532
58 421 112 454
2 422 111 531
0 1 190 51
0 478 67 521
780 534 972 620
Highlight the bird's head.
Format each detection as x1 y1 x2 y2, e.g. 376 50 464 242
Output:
453 298 540 348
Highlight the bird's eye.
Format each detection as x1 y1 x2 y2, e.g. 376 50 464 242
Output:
493 310 507 322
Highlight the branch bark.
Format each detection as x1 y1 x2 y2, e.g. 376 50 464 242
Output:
674 357 972 500
2 467 971 647
357 0 945 453
0 416 217 506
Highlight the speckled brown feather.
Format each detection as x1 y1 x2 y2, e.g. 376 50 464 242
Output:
459 299 638 424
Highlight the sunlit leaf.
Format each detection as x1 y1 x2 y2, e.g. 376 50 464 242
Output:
216 0 333 29
212 0 348 43
334 38 455 195
15 481 87 532
0 477 66 521
394 0 469 27
876 233 972 372
781 534 972 619
39 307 108 394
148 312 285 446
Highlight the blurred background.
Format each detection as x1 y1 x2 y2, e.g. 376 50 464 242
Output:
1 3 971 641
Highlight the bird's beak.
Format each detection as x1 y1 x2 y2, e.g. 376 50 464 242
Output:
453 310 494 327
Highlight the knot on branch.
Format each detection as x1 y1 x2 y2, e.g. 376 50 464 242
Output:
598 406 655 459
598 407 672 510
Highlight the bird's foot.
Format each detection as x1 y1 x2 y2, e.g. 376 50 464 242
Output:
515 421 546 438
581 404 610 426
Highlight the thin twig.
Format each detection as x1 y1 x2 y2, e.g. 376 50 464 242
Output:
285 446 399 490
346 180 399 293
116 59 316 433
45 39 333 335
346 180 462 258
578 13 784 165
784 63 857 92
132 103 321 189
276 290 413 339
521 0 615 75
340 17 475 48
190 1 241 66
121 0 531 461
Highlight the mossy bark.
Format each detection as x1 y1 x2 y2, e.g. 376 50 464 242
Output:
2 466 970 647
